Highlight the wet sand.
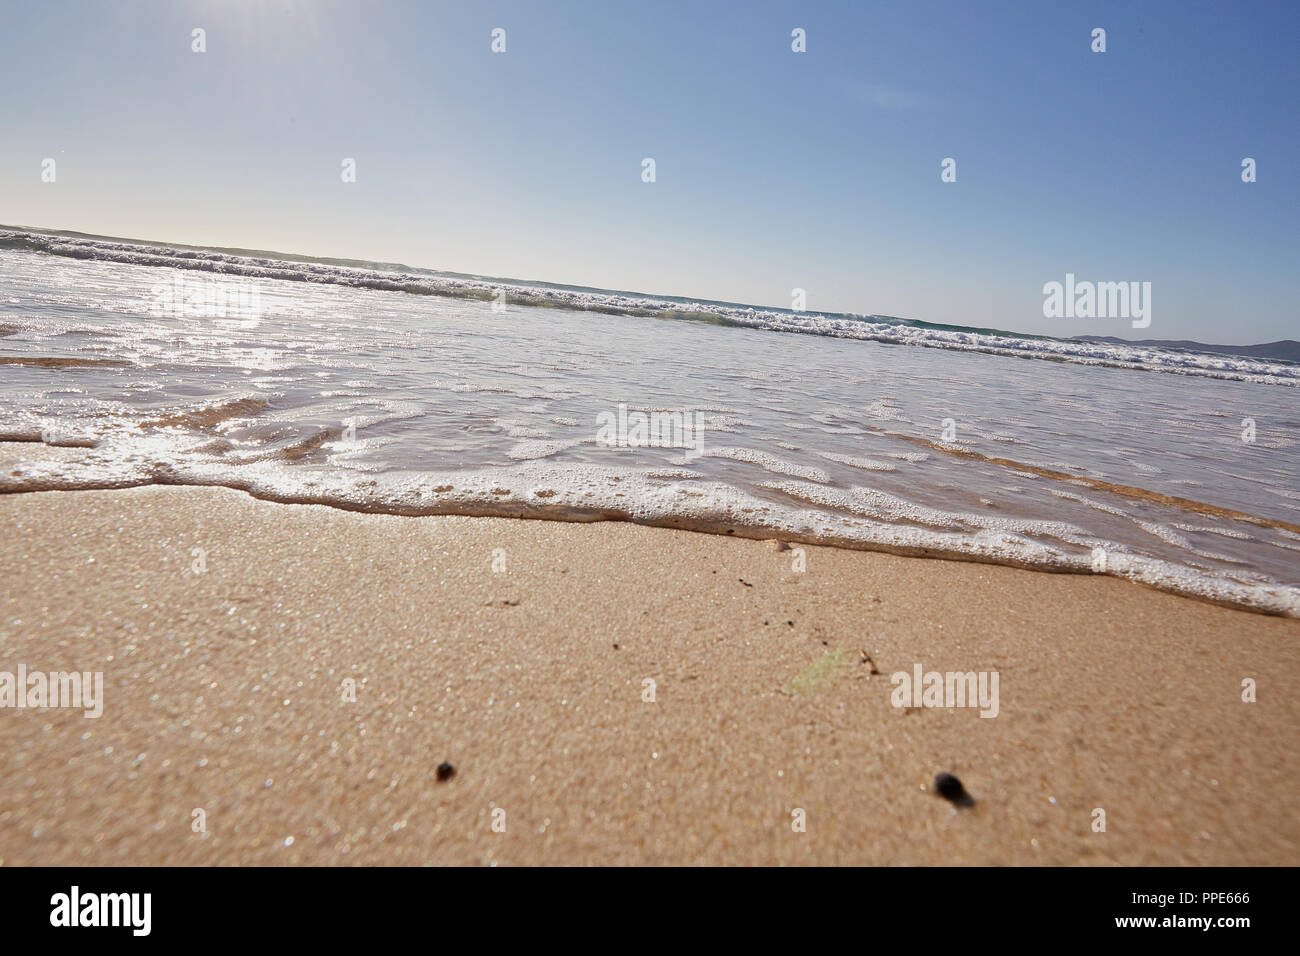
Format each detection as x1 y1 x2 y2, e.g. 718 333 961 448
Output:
1 479 1297 865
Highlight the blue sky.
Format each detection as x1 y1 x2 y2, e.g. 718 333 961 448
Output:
2 0 1296 343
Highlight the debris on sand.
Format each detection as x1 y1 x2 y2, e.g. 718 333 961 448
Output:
934 772 974 808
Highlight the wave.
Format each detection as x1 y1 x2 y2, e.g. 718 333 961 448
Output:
3 431 1296 617
3 227 1296 386
0 379 1296 618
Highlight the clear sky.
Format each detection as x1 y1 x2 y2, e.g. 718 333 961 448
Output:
2 0 1296 343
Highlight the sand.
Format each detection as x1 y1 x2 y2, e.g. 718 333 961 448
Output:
1 474 1297 865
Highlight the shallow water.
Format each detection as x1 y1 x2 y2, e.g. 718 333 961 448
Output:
2 231 1298 614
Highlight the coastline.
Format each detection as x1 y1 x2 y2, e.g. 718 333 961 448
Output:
2 480 1297 865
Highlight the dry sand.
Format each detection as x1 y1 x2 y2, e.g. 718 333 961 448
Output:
1 475 1297 865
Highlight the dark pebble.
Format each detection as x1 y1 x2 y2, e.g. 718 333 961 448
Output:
934 772 973 807
436 762 456 782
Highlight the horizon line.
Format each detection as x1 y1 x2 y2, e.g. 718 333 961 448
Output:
3 221 1294 352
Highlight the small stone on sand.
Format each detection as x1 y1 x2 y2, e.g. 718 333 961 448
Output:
934 772 973 807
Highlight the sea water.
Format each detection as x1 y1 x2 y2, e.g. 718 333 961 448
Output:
2 228 1297 614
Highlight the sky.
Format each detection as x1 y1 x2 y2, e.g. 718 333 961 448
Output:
1 0 1297 343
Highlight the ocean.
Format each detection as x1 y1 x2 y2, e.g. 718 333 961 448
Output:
2 227 1297 615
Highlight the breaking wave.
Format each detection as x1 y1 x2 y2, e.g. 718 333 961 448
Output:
3 227 1296 386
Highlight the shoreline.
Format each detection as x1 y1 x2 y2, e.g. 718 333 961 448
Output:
2 439 1294 620
2 483 1297 865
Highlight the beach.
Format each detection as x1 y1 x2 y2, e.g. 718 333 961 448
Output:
4 0 1299 932
3 448 1297 865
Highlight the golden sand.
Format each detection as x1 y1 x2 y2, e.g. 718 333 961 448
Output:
1 480 1297 865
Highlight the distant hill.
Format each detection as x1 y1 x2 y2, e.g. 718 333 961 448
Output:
1073 336 1300 364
